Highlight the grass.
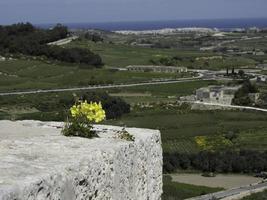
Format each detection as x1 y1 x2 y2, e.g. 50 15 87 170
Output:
1 31 267 199
66 39 214 67
106 107 267 153
0 59 183 92
241 190 267 200
237 130 267 151
1 78 267 154
162 138 199 154
65 39 260 70
162 175 223 200
105 80 217 105
112 80 216 97
0 79 215 120
0 77 210 120
225 37 267 50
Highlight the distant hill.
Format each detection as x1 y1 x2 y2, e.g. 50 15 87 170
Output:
0 23 102 67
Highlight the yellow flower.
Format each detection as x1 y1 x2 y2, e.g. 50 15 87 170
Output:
70 101 106 123
70 105 80 117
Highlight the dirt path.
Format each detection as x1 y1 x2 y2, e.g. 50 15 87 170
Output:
171 173 262 189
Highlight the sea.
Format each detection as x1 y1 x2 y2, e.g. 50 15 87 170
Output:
38 18 267 31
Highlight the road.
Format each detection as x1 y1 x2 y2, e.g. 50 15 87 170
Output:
186 181 267 200
47 36 78 46
0 76 202 96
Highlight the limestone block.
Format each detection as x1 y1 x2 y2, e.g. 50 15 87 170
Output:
0 120 162 200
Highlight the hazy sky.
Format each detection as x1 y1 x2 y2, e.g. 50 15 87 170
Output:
0 0 267 24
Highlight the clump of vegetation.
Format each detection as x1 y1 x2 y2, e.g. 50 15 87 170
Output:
80 92 131 120
84 32 104 43
117 128 135 141
163 150 267 174
233 80 258 106
62 101 106 138
0 23 102 66
241 190 267 200
195 135 234 152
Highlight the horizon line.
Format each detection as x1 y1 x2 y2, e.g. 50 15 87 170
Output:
1 16 266 26
35 17 267 26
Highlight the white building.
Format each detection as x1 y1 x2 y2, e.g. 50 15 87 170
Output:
257 75 267 82
196 85 241 105
126 65 188 73
0 56 6 61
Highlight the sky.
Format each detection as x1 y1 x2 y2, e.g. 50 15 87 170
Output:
0 0 267 24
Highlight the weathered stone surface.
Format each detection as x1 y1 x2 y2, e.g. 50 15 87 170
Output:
0 120 162 200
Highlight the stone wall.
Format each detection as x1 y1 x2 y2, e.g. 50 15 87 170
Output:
0 120 162 200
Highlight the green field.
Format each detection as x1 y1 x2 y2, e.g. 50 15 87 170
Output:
162 175 222 200
0 80 214 120
66 39 215 67
1 77 267 155
106 107 267 153
224 36 267 51
65 38 263 70
2 25 267 199
241 190 267 200
0 59 184 92
106 80 217 105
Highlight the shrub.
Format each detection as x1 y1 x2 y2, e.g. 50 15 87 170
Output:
117 128 135 141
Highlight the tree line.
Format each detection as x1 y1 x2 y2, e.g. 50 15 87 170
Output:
164 150 267 174
0 23 102 66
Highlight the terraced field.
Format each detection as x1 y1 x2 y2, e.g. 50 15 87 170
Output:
106 108 267 153
0 59 181 92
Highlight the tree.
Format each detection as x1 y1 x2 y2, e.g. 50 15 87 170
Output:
0 23 103 66
232 80 258 106
238 70 245 78
84 33 103 43
232 67 235 75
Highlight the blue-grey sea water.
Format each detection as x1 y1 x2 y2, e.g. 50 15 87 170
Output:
38 18 267 31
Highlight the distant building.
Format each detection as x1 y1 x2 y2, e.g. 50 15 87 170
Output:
0 56 6 61
257 75 267 82
247 27 260 33
196 85 241 105
253 51 265 56
126 65 187 73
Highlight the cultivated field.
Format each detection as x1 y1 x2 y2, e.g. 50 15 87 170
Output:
107 107 267 153
0 59 182 92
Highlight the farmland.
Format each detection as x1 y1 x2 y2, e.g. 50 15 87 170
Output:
1 24 267 199
0 59 184 92
106 107 267 154
66 39 212 67
65 39 262 70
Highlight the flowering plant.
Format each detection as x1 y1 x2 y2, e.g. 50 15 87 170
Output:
62 101 106 138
